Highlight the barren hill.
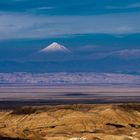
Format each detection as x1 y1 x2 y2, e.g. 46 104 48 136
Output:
0 104 140 140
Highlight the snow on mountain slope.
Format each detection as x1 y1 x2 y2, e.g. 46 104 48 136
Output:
40 42 71 53
22 42 73 62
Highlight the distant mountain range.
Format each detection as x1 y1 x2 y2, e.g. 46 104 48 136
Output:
0 72 140 86
0 42 140 73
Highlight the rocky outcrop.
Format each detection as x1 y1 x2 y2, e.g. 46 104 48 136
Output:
0 104 139 140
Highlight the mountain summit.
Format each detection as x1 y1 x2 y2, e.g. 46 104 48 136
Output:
40 42 71 53
23 42 74 62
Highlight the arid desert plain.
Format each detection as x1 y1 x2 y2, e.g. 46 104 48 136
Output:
0 86 139 140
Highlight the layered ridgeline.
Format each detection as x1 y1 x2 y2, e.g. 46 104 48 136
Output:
0 104 139 140
0 42 140 73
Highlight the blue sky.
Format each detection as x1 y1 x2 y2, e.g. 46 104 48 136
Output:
0 0 140 39
0 0 140 73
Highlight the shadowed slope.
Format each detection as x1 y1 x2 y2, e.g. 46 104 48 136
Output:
0 104 139 140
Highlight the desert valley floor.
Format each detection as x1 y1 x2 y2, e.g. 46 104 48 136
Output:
0 86 139 140
0 86 140 103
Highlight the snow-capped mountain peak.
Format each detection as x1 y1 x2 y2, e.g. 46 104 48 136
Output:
40 42 71 53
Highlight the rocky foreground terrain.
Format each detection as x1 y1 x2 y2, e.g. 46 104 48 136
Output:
0 104 140 140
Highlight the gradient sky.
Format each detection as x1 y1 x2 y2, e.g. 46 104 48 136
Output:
0 0 140 39
0 0 140 73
